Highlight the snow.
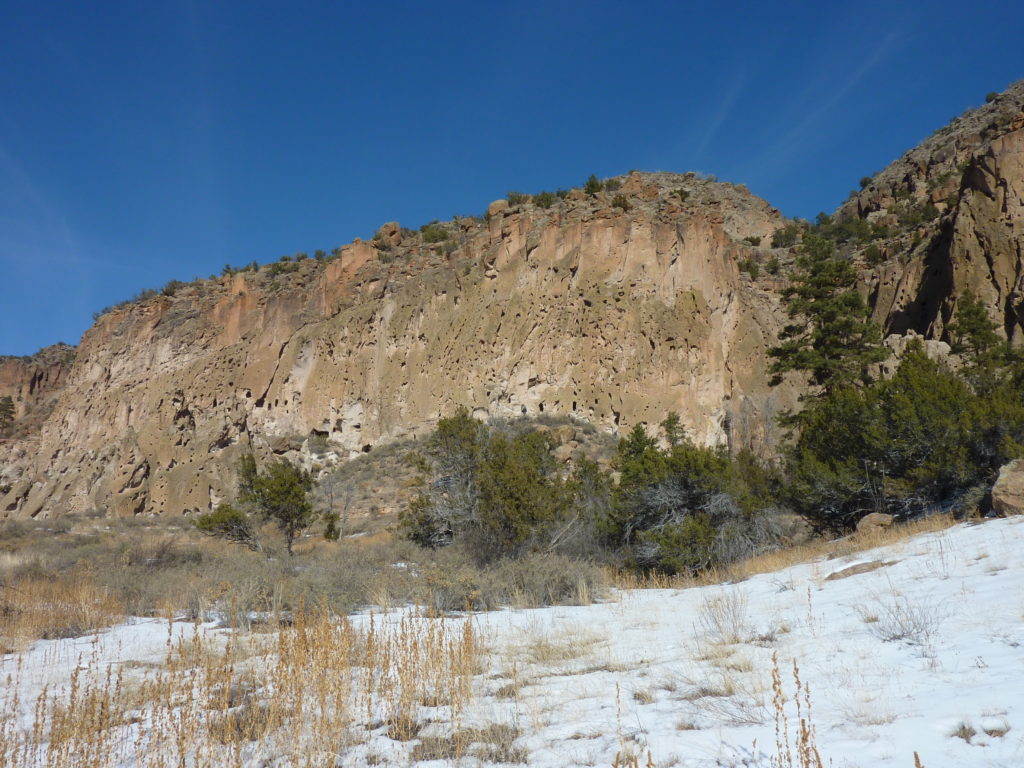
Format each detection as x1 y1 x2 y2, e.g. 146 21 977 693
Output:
5 516 1024 767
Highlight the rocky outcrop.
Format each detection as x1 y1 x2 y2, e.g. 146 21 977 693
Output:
842 81 1024 344
991 459 1024 516
0 172 801 518
0 344 75 436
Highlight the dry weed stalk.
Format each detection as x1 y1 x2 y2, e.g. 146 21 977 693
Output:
0 605 479 767
771 652 827 768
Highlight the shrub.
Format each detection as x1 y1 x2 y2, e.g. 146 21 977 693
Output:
771 224 800 248
533 191 557 209
194 503 261 552
314 249 327 260
986 91 999 103
604 178 622 192
738 257 760 280
161 280 186 296
743 235 762 246
584 174 603 195
506 191 529 206
399 409 602 565
420 222 448 243
674 188 689 202
859 176 872 189
605 417 784 575
765 256 781 275
611 194 631 211
864 244 884 266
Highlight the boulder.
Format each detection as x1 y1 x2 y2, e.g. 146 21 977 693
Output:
487 199 509 216
991 459 1024 516
551 425 576 445
856 512 894 533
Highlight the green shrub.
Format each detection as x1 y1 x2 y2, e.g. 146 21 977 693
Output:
743 235 762 246
584 174 603 195
604 178 622 192
194 504 261 551
533 191 557 209
765 256 781 275
420 222 448 243
859 176 872 189
674 188 689 202
400 409 601 564
239 455 316 556
611 194 631 211
506 190 529 206
986 92 999 103
738 257 760 280
603 418 783 575
161 280 186 296
771 224 800 248
864 244 884 266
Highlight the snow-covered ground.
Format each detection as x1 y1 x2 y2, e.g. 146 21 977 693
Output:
4 516 1024 767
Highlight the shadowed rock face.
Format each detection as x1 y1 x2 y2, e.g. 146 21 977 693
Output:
845 81 1024 342
0 173 800 518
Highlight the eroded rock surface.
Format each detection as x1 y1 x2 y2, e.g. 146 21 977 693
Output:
1 173 800 517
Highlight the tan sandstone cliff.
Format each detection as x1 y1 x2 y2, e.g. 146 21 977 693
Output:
5 79 1024 520
0 172 800 518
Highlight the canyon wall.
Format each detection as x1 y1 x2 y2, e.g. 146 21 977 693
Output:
1 173 798 517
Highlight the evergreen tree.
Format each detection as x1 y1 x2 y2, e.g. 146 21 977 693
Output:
768 234 886 404
241 458 315 556
0 396 13 432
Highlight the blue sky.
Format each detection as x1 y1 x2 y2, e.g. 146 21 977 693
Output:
1 1 1022 356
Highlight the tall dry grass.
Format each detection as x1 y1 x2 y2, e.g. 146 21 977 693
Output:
0 605 479 767
0 576 124 652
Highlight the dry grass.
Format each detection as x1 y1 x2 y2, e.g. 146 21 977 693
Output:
0 575 124 652
697 589 752 645
729 514 957 582
0 605 480 767
770 653 826 768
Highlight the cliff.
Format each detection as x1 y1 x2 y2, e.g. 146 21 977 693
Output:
837 80 1024 341
0 172 800 517
5 80 1024 520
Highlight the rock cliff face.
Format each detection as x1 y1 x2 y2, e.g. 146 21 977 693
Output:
0 172 800 518
839 81 1024 341
0 345 76 436
5 80 1024 520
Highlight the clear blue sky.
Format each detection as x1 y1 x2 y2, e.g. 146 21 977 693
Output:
1 1 1021 356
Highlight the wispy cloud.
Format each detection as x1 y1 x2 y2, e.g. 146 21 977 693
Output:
746 27 903 183
690 70 748 162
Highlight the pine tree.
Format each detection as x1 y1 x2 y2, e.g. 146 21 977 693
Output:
241 458 315 556
0 396 14 432
768 234 886 405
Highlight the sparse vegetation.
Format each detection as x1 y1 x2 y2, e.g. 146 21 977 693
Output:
738 256 760 280
771 223 800 248
420 221 448 243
